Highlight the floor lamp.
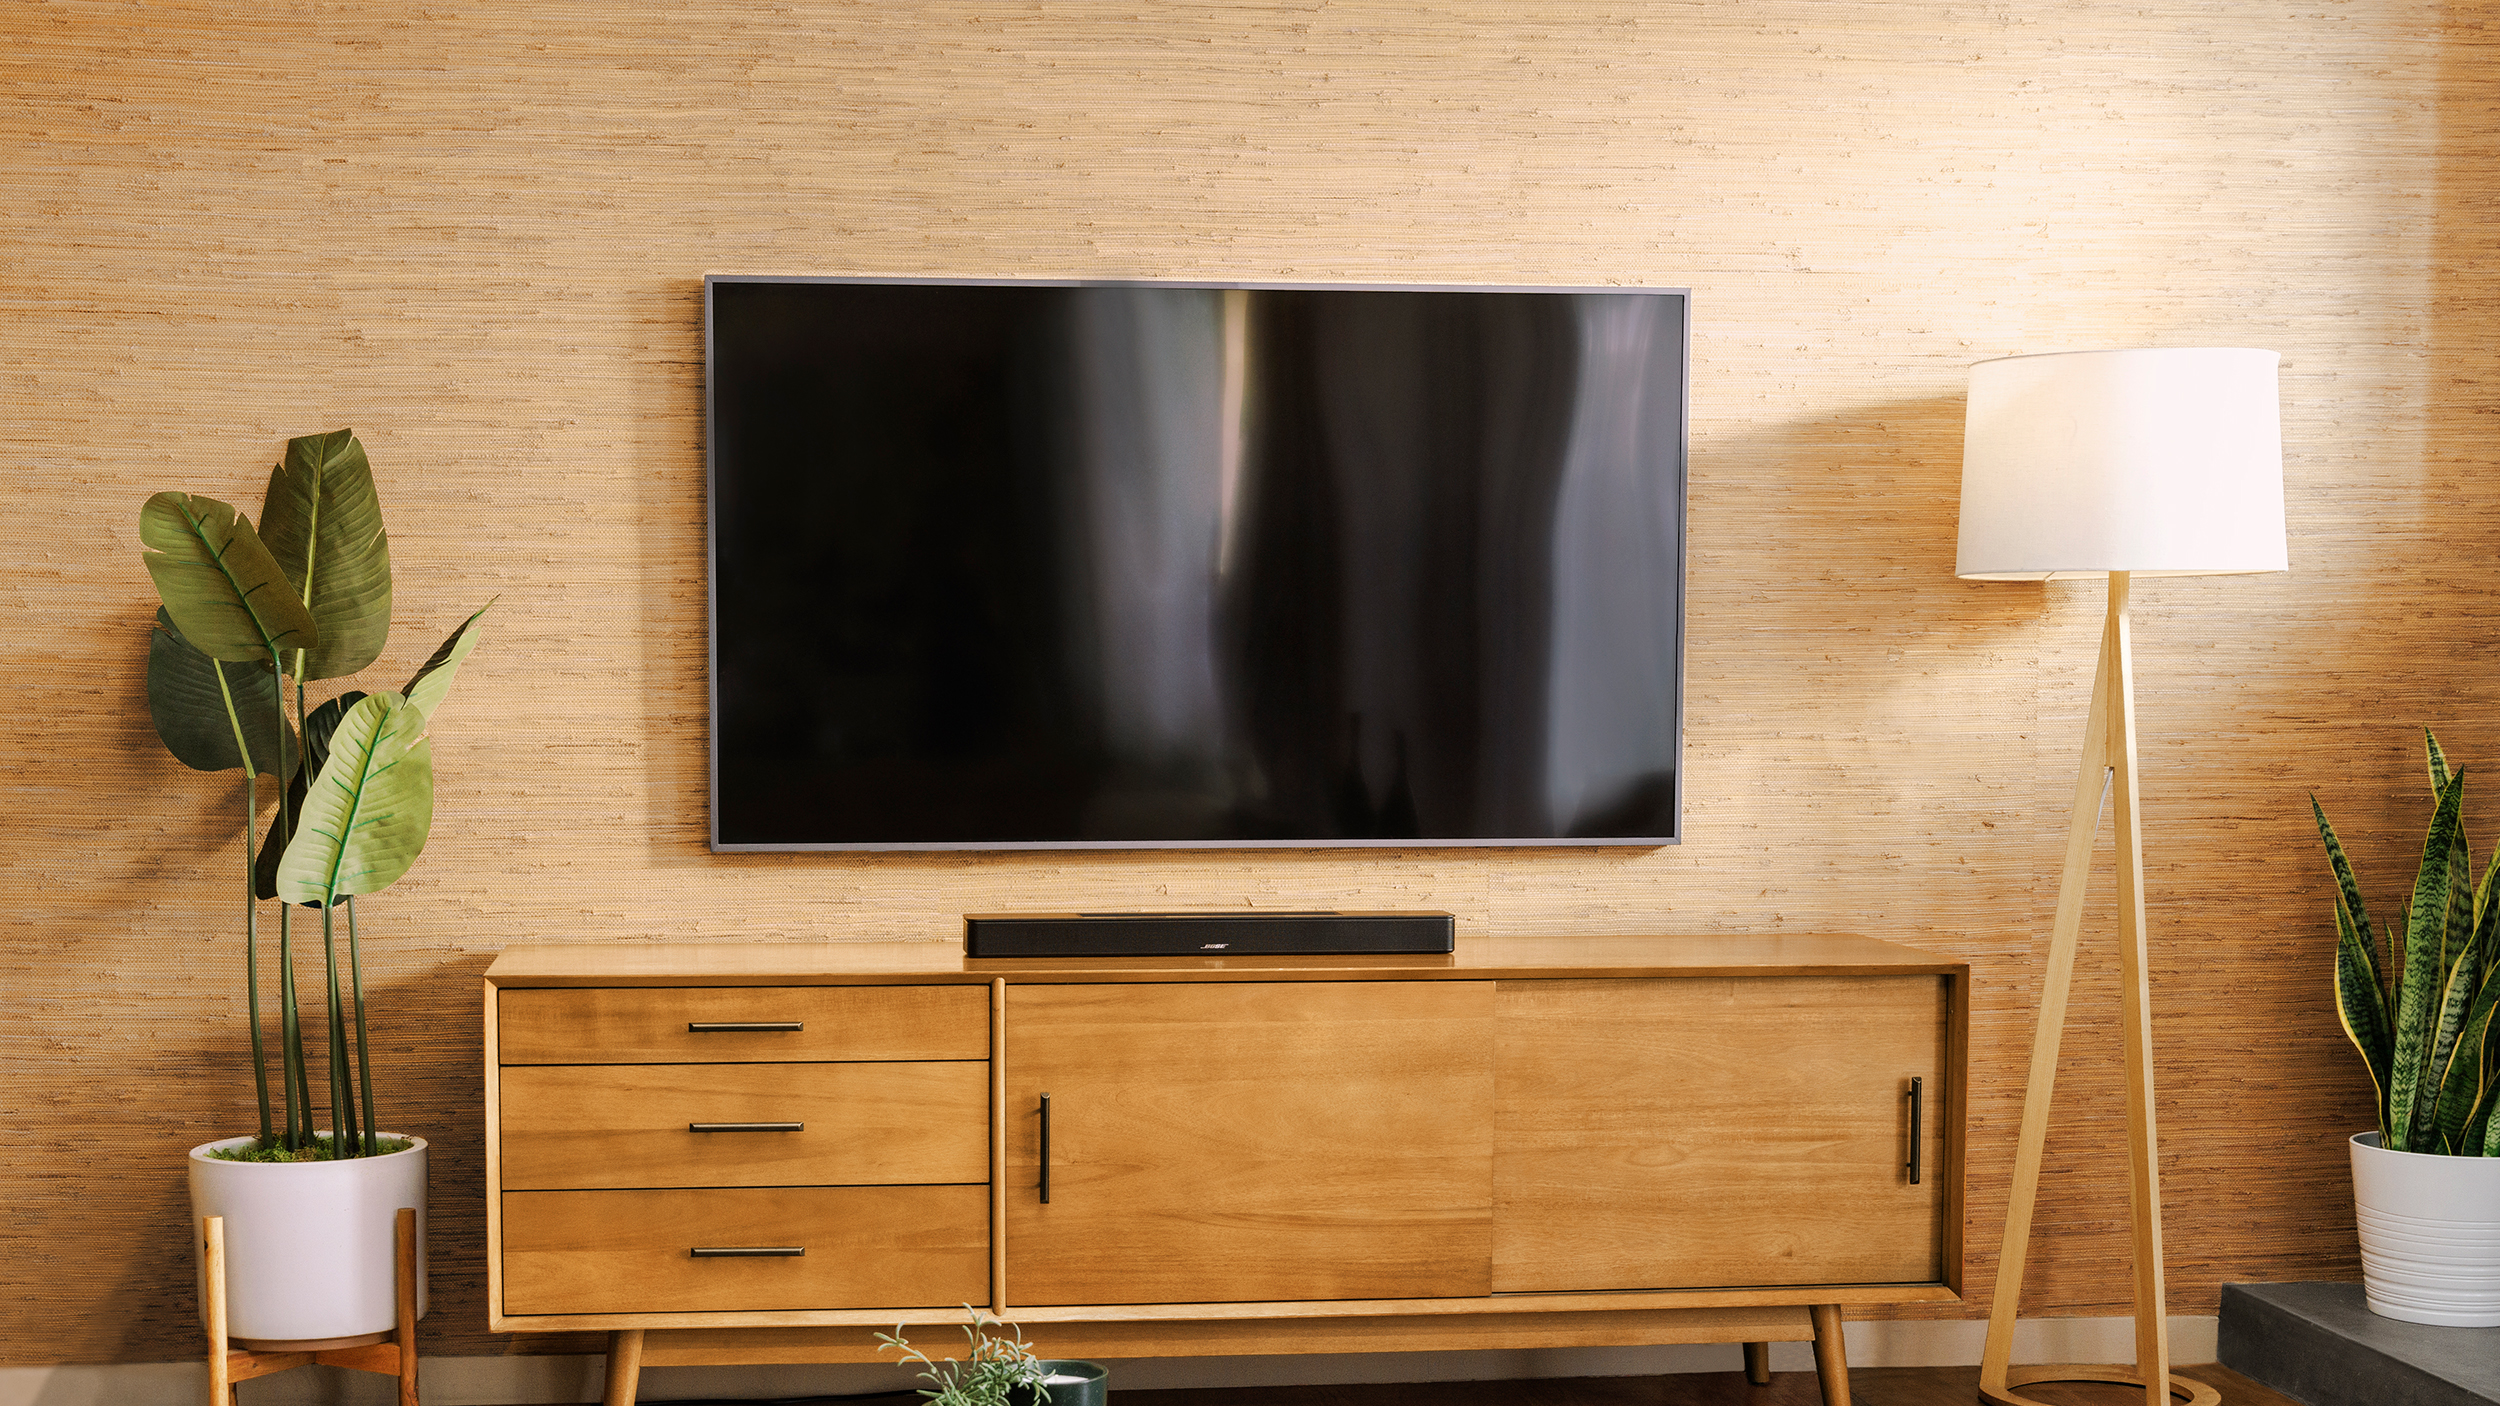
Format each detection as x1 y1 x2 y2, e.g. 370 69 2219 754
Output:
1956 348 2286 1406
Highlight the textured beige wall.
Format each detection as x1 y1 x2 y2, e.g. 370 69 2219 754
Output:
5 0 2494 1367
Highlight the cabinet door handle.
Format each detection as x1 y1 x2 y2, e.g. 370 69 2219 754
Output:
687 1021 804 1033
687 1122 803 1133
690 1246 805 1257
1906 1076 1924 1185
1039 1092 1052 1204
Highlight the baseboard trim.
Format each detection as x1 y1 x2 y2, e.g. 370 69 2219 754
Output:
0 1315 2219 1405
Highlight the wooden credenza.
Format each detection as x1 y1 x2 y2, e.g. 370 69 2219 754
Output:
484 935 1967 1406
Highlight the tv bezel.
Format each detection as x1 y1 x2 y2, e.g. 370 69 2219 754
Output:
704 273 1691 852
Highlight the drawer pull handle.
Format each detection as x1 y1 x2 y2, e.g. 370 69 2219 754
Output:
688 1122 803 1133
691 1246 806 1257
1039 1092 1051 1205
687 1021 804 1033
1906 1076 1924 1185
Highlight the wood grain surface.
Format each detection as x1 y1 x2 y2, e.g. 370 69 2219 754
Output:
498 1060 990 1190
1493 977 1950 1292
1004 982 1497 1306
500 1185 988 1317
635 1306 1820 1366
496 984 988 1064
6 0 2489 1368
487 932 1967 983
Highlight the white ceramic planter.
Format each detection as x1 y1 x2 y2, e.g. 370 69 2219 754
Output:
2350 1132 2500 1327
189 1134 428 1345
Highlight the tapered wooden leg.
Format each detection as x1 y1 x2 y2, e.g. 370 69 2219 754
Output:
1743 1340 1771 1385
1980 585 2120 1402
2104 594 2174 1406
203 1217 233 1406
1809 1305 1848 1406
603 1328 645 1406
394 1207 420 1406
1974 577 2218 1406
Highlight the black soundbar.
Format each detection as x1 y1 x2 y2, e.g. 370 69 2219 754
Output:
963 911 1456 958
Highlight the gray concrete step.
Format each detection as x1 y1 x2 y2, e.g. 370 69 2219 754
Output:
2219 1282 2500 1406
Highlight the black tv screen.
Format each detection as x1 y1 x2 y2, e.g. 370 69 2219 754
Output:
707 277 1686 850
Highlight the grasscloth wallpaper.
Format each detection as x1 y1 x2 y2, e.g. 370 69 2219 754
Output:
5 0 2494 1367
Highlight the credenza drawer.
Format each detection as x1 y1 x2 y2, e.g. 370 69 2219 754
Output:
497 985 987 1064
500 1061 990 1189
502 1185 989 1315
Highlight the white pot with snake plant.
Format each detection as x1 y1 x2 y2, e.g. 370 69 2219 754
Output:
2314 730 2500 1327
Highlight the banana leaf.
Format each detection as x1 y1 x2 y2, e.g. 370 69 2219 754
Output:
252 691 367 901
275 693 434 907
139 493 318 665
259 430 391 682
402 603 491 720
2392 767 2472 1151
147 608 298 778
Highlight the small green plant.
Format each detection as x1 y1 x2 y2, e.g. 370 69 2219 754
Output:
876 1307 1052 1406
2313 729 2500 1156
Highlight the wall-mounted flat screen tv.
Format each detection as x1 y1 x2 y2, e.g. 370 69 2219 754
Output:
707 276 1687 850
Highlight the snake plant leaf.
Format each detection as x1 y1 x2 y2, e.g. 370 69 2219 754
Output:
2433 978 2499 1153
401 601 492 720
2334 887 2397 1138
2476 840 2500 986
2429 728 2454 792
139 493 319 665
259 430 391 682
147 608 299 778
275 692 434 906
2425 939 2484 1150
2315 795 2390 1034
2392 766 2472 1151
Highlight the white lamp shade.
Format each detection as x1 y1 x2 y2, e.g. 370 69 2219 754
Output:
1956 347 2287 580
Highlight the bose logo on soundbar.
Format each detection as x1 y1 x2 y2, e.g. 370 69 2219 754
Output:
1202 942 1228 949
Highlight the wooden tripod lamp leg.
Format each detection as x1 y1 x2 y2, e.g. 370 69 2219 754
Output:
1977 574 2215 1406
2105 581 2174 1406
1978 580 2120 1403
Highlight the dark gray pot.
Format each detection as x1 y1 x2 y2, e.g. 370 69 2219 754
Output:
1010 1360 1107 1406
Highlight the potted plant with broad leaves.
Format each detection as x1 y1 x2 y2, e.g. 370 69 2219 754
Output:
2312 728 2500 1327
142 428 488 1345
877 1309 1108 1406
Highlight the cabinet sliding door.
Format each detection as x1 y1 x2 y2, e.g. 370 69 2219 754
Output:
1005 981 1495 1306
1494 975 1951 1293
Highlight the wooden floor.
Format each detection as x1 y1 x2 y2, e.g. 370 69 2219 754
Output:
1119 1365 2295 1405
779 1364 2296 1406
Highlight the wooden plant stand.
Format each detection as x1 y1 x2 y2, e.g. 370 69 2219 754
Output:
202 1207 420 1406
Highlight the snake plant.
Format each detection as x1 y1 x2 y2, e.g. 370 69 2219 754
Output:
2313 729 2500 1156
141 429 487 1158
